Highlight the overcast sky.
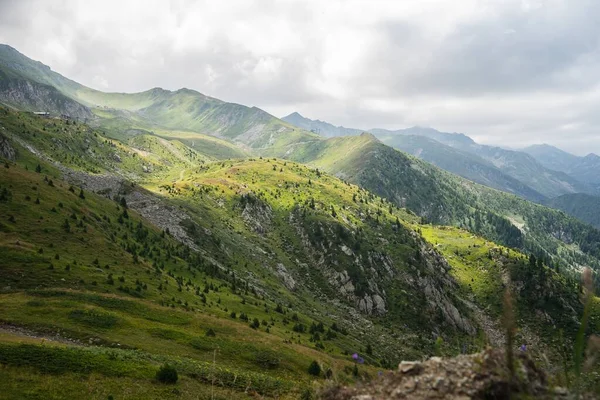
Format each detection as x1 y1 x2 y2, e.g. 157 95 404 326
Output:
1 0 600 154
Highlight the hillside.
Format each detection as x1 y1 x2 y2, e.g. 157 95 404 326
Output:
0 65 92 119
1 108 599 397
2 44 600 280
283 114 593 200
373 134 546 202
373 127 596 199
0 109 475 398
545 192 600 229
0 44 311 151
264 132 600 276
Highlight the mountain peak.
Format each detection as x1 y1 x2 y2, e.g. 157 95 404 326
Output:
283 111 306 121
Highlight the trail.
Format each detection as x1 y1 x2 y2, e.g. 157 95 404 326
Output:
0 323 83 346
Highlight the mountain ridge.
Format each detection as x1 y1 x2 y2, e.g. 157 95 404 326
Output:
283 112 596 199
0 43 600 398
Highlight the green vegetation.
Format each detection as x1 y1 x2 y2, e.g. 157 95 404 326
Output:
156 363 178 384
1 44 600 397
545 192 600 229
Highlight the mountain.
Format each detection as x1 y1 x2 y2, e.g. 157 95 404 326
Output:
0 64 92 119
1 44 600 397
282 112 363 137
523 144 581 172
545 192 600 229
1 106 597 397
373 127 596 199
4 46 600 275
371 125 476 148
0 44 308 151
525 144 600 185
282 113 592 199
371 134 546 202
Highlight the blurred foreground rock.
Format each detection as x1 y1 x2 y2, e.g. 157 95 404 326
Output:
320 348 574 399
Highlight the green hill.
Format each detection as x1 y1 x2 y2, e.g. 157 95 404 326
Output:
1 108 597 397
1 43 600 397
373 134 546 202
545 192 600 229
265 132 600 275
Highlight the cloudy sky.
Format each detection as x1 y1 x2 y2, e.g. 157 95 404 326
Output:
1 0 600 154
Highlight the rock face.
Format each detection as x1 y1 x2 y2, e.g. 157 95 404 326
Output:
275 263 296 291
0 75 93 120
0 131 16 160
320 349 570 400
237 193 272 234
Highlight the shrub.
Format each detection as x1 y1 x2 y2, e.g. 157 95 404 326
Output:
255 350 280 369
205 328 216 337
68 309 117 329
156 363 178 384
308 360 321 376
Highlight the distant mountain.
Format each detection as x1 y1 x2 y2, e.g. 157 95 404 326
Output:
282 113 593 199
545 192 600 229
372 126 594 198
371 126 475 148
282 112 363 137
380 134 546 202
0 44 308 149
523 144 581 172
524 144 600 185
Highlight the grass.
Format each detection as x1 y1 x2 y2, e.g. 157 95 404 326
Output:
2 108 600 396
0 156 385 397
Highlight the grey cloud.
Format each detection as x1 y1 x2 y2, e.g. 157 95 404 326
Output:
1 0 600 154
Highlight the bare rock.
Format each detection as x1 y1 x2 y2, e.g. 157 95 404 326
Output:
320 349 572 400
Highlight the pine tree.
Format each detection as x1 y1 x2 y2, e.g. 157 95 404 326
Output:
308 360 321 376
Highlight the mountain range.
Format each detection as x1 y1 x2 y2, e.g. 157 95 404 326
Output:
283 112 600 210
1 43 600 398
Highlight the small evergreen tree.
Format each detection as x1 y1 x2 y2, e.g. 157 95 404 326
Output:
156 363 178 384
308 360 321 376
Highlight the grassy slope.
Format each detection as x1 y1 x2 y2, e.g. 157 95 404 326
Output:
0 110 464 397
0 161 383 399
0 110 599 395
266 133 600 275
419 224 600 390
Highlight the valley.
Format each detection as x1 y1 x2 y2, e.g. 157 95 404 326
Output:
0 44 599 398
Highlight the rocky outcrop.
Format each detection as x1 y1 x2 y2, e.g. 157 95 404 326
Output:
275 263 296 291
61 169 199 250
321 349 570 400
0 75 93 120
237 193 273 234
0 131 16 160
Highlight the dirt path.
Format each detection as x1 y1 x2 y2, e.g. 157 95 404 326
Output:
0 323 83 346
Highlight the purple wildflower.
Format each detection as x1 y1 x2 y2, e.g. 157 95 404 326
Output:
519 344 527 352
357 357 364 364
352 353 359 360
